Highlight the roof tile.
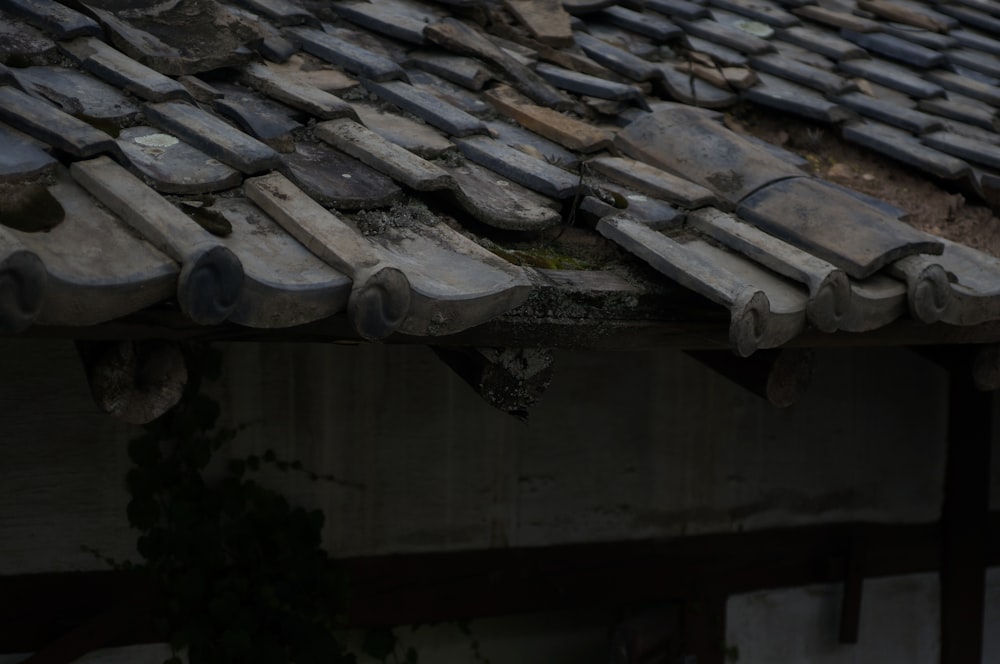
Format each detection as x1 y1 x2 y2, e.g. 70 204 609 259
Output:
484 84 614 153
0 85 118 158
842 120 971 179
60 36 191 102
453 134 580 199
315 117 454 191
116 126 242 194
289 26 408 82
361 78 488 137
145 100 281 173
0 0 100 38
280 140 403 210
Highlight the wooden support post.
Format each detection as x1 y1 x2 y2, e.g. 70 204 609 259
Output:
685 348 814 407
940 362 992 664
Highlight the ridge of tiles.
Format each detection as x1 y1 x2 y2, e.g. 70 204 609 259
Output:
0 0 999 352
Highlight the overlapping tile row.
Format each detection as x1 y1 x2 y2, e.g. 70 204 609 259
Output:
0 0 998 355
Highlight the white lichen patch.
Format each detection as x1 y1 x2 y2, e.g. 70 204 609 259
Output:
134 133 179 148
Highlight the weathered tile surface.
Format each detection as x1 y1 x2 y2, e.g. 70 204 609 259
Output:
1 0 1000 350
145 101 281 174
116 126 242 194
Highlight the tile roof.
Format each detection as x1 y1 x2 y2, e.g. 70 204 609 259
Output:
2 0 1000 355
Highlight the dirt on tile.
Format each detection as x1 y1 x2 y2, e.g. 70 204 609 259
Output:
726 105 1000 258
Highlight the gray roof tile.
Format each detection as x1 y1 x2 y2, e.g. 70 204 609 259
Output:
707 0 800 28
0 120 56 183
921 130 1000 170
145 100 282 174
742 72 853 123
0 0 100 38
749 52 852 94
678 17 777 54
835 91 943 133
289 26 408 82
361 78 488 137
736 176 943 279
0 86 118 158
60 36 191 102
454 134 580 199
776 25 869 60
600 6 685 41
917 92 1000 132
280 140 404 210
838 58 944 98
116 126 243 194
13 65 141 127
842 120 972 179
840 29 945 68
646 0 711 21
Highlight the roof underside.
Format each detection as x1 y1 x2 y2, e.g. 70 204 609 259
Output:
3 0 1000 353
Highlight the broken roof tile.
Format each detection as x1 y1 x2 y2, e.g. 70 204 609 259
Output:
281 140 403 210
453 134 580 199
60 36 191 102
116 126 242 194
361 78 487 137
736 176 943 279
842 120 971 179
484 84 614 153
315 117 454 191
0 0 100 39
0 85 117 158
145 100 281 174
289 26 407 82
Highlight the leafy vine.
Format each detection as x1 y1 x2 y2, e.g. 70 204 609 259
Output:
118 345 403 664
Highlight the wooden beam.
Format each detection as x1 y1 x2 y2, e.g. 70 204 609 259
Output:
940 371 993 664
685 348 814 407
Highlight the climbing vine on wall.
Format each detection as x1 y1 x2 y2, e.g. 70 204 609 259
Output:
121 345 406 664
